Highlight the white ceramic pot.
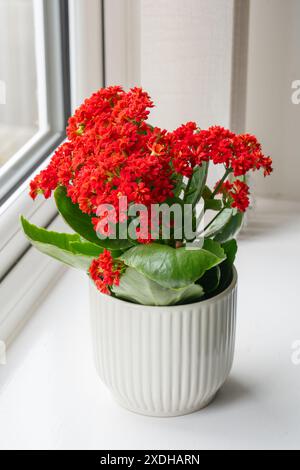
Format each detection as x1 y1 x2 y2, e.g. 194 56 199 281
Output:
90 267 238 417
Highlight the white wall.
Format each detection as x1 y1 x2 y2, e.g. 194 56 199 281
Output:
140 0 235 130
69 0 104 112
106 0 237 130
246 0 300 200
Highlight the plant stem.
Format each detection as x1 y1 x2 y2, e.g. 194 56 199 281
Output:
211 168 232 199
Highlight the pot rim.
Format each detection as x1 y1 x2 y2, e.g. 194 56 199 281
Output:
90 266 238 312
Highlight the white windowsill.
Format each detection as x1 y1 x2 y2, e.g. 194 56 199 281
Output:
0 197 299 450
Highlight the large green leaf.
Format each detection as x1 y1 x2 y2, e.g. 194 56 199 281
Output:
112 267 204 306
54 186 132 251
184 163 209 206
69 241 123 259
69 241 105 258
204 208 233 238
21 216 101 271
214 212 244 243
120 242 226 289
202 238 226 258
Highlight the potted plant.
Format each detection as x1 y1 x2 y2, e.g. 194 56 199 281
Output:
21 86 272 417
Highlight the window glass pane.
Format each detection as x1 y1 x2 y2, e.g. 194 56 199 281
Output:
0 0 40 167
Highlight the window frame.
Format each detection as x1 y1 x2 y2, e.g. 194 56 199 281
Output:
0 0 71 281
0 0 71 204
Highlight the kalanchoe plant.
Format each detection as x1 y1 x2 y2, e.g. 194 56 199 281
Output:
21 86 272 306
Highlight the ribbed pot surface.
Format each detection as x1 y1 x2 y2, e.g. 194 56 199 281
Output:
90 268 237 417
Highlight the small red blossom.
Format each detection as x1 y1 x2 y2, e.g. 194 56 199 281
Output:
89 250 125 294
190 126 273 178
29 165 58 199
216 179 250 212
229 180 250 212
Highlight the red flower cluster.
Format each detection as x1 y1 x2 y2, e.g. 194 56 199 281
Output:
30 87 174 221
29 86 272 226
89 249 124 294
217 179 250 212
169 122 204 177
185 126 273 177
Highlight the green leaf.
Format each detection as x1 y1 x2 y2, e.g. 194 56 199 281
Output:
54 186 99 243
112 267 204 306
184 163 209 206
199 266 221 295
120 242 226 289
222 239 238 265
21 216 101 271
69 241 105 258
70 241 123 259
204 208 233 238
54 186 133 251
218 239 238 292
214 212 244 243
203 238 226 259
202 185 213 199
173 174 185 198
204 199 223 211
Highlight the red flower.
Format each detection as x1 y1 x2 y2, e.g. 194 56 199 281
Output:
230 180 250 212
216 179 250 212
29 165 58 199
89 250 124 294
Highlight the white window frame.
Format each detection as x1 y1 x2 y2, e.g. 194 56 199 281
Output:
0 0 104 344
0 0 71 279
0 0 71 203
